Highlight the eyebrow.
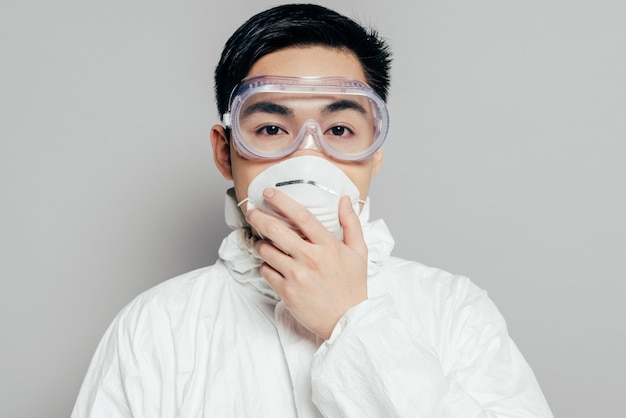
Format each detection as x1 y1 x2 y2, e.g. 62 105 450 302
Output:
321 99 367 115
241 101 294 119
240 98 368 119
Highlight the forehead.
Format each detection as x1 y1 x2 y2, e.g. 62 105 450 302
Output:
247 46 367 83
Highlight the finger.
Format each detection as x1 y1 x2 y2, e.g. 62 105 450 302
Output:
254 238 293 272
339 196 367 256
261 188 334 245
259 262 286 296
246 208 305 256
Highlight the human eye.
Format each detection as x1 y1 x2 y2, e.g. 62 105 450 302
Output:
325 125 354 138
255 125 287 137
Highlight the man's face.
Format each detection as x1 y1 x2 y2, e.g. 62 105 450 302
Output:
211 46 384 212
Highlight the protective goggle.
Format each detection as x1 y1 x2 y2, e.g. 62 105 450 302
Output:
222 75 389 161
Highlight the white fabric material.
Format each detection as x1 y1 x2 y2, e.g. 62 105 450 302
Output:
72 190 553 417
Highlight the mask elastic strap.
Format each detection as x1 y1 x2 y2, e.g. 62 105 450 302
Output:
356 198 367 213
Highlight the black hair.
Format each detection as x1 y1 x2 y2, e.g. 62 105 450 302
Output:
214 3 392 117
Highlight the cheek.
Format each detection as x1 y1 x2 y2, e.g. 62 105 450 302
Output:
339 164 375 199
231 156 276 201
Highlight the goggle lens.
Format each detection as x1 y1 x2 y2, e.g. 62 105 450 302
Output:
224 76 389 161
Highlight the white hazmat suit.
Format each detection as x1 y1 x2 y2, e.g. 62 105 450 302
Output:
72 189 553 417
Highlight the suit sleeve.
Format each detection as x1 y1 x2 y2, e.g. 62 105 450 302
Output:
310 289 553 418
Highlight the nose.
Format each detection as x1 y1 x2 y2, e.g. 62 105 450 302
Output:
294 119 324 153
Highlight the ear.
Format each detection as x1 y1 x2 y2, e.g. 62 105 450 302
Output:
370 149 383 177
211 125 233 180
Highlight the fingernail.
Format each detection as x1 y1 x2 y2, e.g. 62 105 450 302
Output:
263 188 275 199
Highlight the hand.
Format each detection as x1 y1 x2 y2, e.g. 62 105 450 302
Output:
245 188 368 340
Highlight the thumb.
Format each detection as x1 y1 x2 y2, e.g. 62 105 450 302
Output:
339 196 367 255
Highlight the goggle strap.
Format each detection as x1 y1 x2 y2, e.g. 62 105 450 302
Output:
222 112 232 128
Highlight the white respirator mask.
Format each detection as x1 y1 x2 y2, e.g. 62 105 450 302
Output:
237 156 365 240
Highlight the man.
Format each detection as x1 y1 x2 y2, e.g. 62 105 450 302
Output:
73 4 553 417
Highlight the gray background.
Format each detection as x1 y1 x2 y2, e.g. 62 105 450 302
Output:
1 0 624 417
